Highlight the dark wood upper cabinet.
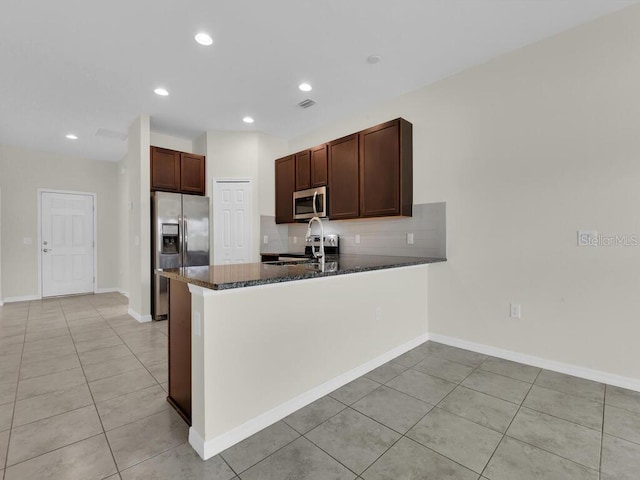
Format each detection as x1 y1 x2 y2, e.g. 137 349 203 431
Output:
180 153 206 195
150 147 181 192
273 118 412 223
275 155 296 224
151 147 206 196
310 144 328 187
328 134 360 220
295 150 311 191
359 118 412 217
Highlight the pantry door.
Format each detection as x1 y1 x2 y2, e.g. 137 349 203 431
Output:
213 180 252 265
40 191 95 297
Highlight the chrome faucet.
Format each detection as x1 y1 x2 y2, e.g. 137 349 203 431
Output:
306 216 325 260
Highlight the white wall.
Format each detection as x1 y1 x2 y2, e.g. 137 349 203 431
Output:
288 6 640 381
150 132 194 154
127 115 151 320
117 157 129 296
257 133 287 216
0 144 119 301
190 265 429 458
203 131 287 261
0 148 3 305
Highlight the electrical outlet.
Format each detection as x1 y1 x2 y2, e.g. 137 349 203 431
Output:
407 233 414 245
355 234 361 245
374 306 382 321
263 235 269 245
510 303 521 319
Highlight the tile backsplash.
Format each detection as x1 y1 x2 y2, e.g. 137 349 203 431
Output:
260 203 446 258
260 215 289 253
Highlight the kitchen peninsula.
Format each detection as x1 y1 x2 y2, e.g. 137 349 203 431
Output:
161 254 445 460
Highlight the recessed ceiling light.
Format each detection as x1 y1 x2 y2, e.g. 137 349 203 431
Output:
243 116 254 124
154 87 169 96
65 134 78 140
195 32 214 46
298 83 312 92
367 54 382 64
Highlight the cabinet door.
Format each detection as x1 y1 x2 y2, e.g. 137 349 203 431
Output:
359 120 400 217
180 153 206 195
328 134 359 219
151 147 180 192
275 155 296 224
310 144 328 187
359 119 412 217
295 150 311 191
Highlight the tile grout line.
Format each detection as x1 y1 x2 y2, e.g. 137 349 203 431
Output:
357 349 503 476
2 299 33 475
58 299 121 477
222 432 304 477
331 349 487 477
3 433 107 472
358 349 493 478
479 365 543 478
88 301 171 475
599 386 607 476
15 294 162 476
398 352 498 476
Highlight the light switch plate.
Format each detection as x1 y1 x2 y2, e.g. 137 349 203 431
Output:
23 237 32 245
263 235 269 245
355 234 361 245
407 233 414 245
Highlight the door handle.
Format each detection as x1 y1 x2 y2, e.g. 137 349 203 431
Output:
43 248 51 253
184 216 188 255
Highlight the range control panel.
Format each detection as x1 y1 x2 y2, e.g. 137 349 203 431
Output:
305 234 339 256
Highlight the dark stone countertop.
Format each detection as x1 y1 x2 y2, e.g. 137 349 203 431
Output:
159 254 446 291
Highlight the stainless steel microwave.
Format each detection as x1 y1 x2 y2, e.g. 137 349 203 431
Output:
293 186 327 220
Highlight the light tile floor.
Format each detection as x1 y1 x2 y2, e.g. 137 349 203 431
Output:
1 293 640 479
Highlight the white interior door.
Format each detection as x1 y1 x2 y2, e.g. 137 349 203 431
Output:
214 181 252 265
41 191 95 297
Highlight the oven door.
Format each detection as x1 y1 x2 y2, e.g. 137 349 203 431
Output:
293 187 327 220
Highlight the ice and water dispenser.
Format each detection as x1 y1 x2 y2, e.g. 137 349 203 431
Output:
161 224 179 254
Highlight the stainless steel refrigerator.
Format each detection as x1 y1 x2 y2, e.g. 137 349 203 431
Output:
151 192 210 320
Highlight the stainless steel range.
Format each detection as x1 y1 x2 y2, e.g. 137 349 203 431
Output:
305 234 339 257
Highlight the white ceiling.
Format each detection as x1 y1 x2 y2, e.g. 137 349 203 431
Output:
1 0 637 162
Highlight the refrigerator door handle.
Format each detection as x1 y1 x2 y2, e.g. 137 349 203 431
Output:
183 215 188 264
178 214 183 261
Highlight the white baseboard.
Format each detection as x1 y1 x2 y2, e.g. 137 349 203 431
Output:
127 307 152 323
429 333 640 393
94 287 119 294
2 294 41 303
95 288 129 298
191 332 429 460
